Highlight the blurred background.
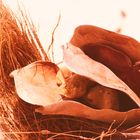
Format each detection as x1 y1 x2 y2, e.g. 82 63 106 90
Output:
3 0 140 62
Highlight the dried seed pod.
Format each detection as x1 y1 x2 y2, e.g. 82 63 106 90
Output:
81 43 140 98
62 43 140 107
70 25 140 62
84 85 119 110
69 25 140 108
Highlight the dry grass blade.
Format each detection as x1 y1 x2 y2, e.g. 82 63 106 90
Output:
16 0 49 61
0 2 47 139
47 14 61 62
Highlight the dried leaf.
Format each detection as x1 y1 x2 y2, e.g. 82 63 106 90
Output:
61 43 140 107
10 61 66 106
35 100 140 125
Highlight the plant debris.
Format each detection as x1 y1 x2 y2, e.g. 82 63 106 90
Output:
62 43 140 107
10 61 65 106
0 2 140 140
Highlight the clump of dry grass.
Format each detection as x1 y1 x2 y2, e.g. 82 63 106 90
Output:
0 1 139 140
0 1 47 139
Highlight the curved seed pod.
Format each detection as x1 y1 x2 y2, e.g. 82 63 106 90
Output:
70 25 140 62
10 61 66 106
62 43 140 107
81 43 140 98
69 25 140 100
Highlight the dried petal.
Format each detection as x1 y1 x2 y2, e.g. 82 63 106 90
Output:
10 61 66 106
62 43 140 107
